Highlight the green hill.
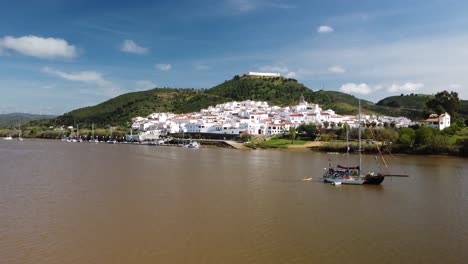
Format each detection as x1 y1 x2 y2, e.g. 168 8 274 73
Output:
31 75 468 128
0 113 56 128
376 93 434 109
53 88 231 126
376 94 468 120
37 76 336 127
207 75 314 106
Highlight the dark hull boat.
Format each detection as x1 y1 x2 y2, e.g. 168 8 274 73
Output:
322 100 406 186
363 173 385 185
323 165 385 185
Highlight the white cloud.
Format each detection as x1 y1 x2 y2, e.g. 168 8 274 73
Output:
258 65 296 78
42 67 120 96
373 84 385 91
340 82 423 95
136 80 156 90
259 65 288 73
0 35 77 59
328 65 345 73
156 64 172 71
387 82 424 93
285 72 296 78
318 25 334 33
120 39 148 54
340 83 373 95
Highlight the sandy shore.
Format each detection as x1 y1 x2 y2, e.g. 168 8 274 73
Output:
286 141 324 151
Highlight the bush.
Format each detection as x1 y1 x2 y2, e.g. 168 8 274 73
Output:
399 127 416 146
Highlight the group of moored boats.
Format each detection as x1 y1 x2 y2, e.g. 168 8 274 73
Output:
178 139 200 148
61 136 201 148
62 137 115 144
3 122 23 141
2 136 23 141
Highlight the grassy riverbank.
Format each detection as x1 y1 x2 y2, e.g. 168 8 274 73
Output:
244 136 307 149
242 128 468 157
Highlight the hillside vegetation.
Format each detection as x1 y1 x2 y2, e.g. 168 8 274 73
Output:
0 113 55 128
31 75 468 128
376 94 434 120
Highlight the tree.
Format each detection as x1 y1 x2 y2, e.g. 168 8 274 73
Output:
335 128 349 140
240 132 251 143
289 127 297 143
388 100 401 107
399 127 416 146
30 126 40 136
428 134 449 152
375 128 399 144
426 90 461 119
415 126 436 145
297 123 317 139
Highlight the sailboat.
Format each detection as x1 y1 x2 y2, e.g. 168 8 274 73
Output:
90 123 99 143
322 100 386 185
18 121 23 141
187 138 200 148
3 124 14 140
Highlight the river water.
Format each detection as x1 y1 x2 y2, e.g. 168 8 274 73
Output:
0 139 467 263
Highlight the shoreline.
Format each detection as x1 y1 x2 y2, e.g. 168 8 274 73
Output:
6 137 467 157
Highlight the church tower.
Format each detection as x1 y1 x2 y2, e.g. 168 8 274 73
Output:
299 94 307 105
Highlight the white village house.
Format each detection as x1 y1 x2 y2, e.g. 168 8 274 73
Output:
424 112 451 130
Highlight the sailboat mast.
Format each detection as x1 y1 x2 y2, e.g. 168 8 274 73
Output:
346 125 350 169
358 99 362 175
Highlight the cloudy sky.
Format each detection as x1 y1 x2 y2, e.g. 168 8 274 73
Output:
1 0 468 114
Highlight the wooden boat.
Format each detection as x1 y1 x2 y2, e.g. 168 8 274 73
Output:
322 100 393 185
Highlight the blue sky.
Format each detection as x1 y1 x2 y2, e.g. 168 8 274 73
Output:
1 0 468 114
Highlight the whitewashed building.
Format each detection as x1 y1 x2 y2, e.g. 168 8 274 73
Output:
130 94 416 138
424 112 451 130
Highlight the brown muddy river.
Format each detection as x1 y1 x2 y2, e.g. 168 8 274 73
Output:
1 139 467 263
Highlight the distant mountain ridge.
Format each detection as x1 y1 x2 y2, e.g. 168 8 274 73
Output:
0 113 56 128
33 75 468 127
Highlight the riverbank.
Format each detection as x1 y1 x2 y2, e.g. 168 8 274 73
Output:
6 136 467 157
3 129 468 157
242 138 468 157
